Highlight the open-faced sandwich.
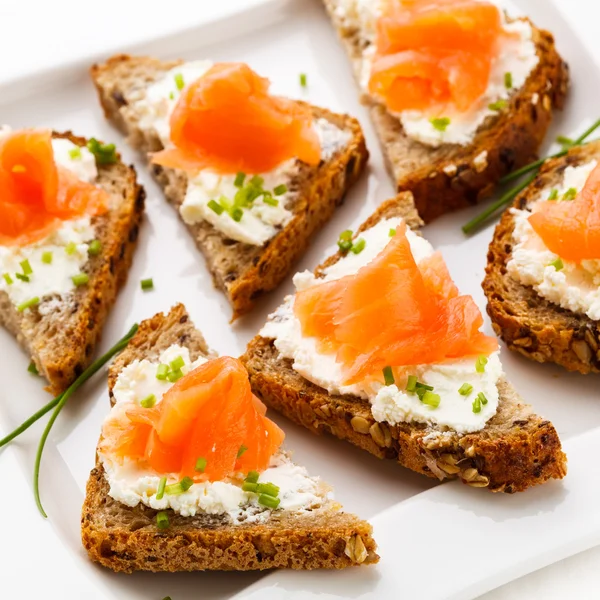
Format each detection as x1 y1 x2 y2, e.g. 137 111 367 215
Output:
82 304 378 572
484 141 600 374
90 56 368 319
323 0 569 222
243 193 567 493
0 127 144 394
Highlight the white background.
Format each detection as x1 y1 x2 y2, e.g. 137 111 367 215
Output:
0 0 598 598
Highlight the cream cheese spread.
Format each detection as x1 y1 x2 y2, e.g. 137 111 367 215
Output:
100 344 326 520
507 160 600 321
261 217 503 434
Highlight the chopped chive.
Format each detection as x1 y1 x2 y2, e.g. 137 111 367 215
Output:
15 273 30 283
472 397 482 414
562 187 577 201
88 240 102 256
141 278 154 291
242 481 258 492
69 146 82 160
3 273 13 285
383 366 395 386
208 199 225 215
156 477 167 500
17 297 39 312
549 258 564 271
351 238 366 254
170 356 185 371
86 138 117 165
20 259 32 275
339 229 353 241
257 482 280 497
245 470 260 484
140 394 156 408
166 369 183 383
262 195 279 207
195 457 207 472
258 494 280 509
169 91 175 100
548 188 559 201
475 355 488 373
477 392 488 406
41 251 53 264
273 183 288 196
65 242 77 256
165 477 193 495
28 361 39 376
174 73 185 90
156 364 169 380
231 207 244 222
415 382 434 391
389 228 396 237
504 72 513 89
156 511 170 529
458 383 473 396
250 175 264 188
234 172 246 188
71 273 89 286
421 390 441 408
338 240 352 252
430 117 450 132
488 99 508 111
406 375 418 393
299 73 307 88
557 135 574 147
237 444 248 458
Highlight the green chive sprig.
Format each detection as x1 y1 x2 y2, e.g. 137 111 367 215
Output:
382 366 395 386
195 457 207 472
21 323 139 517
156 477 167 500
87 138 117 165
141 278 154 291
462 117 600 235
475 355 488 373
28 361 39 376
156 511 170 530
430 117 450 132
549 258 564 271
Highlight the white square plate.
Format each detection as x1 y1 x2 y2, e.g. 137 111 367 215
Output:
1 1 600 599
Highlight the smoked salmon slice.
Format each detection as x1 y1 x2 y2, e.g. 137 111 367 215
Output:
369 0 503 113
152 62 321 174
294 222 497 384
0 129 108 246
529 162 600 262
100 356 285 481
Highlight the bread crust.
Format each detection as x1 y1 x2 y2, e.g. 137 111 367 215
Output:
81 304 378 572
483 141 600 374
0 131 144 395
242 194 567 493
322 1 570 223
90 55 369 319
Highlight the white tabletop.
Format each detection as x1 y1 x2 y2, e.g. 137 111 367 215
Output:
0 0 598 598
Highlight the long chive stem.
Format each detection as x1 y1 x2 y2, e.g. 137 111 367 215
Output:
0 396 61 448
462 174 536 235
500 117 600 185
33 323 139 518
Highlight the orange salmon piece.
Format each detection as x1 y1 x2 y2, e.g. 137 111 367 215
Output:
294 221 497 384
152 62 321 175
529 162 600 262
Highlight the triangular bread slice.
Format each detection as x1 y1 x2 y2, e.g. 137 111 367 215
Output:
81 304 378 572
242 192 567 493
484 141 600 374
322 1 569 223
90 55 369 319
0 131 144 395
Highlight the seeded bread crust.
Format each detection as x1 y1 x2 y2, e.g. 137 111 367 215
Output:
322 1 570 223
82 304 378 572
0 131 144 395
90 55 369 319
242 194 567 493
483 141 600 374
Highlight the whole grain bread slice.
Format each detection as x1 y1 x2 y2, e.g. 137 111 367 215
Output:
483 141 600 374
90 55 369 319
322 0 569 223
82 304 378 572
0 131 144 395
242 192 567 493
